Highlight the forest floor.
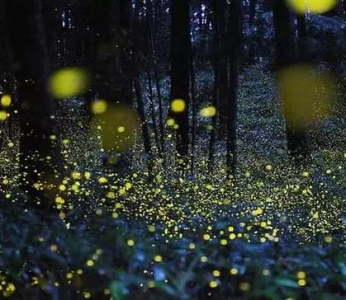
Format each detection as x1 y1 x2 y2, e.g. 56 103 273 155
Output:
1 61 346 299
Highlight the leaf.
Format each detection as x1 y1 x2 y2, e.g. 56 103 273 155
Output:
110 281 127 300
274 277 299 288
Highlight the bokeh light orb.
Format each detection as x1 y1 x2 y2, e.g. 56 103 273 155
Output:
92 103 140 152
48 67 90 99
277 64 335 129
171 99 186 113
285 0 338 15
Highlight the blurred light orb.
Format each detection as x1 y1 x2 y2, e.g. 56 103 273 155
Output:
92 103 140 152
285 0 337 14
1 94 11 107
171 98 186 112
49 67 89 99
200 106 216 117
166 118 175 126
91 99 108 114
277 64 335 129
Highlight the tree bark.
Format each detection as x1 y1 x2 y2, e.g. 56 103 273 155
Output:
170 0 191 162
273 0 309 164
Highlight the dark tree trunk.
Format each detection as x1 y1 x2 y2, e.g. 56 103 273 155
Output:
6 0 62 211
273 0 295 68
208 0 220 171
273 0 309 164
170 0 191 161
215 0 228 138
297 13 307 61
226 0 241 177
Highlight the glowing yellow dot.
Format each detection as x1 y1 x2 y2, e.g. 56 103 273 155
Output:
84 172 91 179
71 172 81 179
50 244 58 251
166 118 175 126
200 106 216 117
200 256 208 262
229 233 236 240
62 139 70 145
212 270 221 277
148 225 156 232
98 177 108 184
106 191 116 199
260 222 267 228
84 292 91 299
127 239 135 246
154 255 162 262
1 94 11 107
298 279 306 286
55 196 65 204
265 164 272 171
58 184 66 191
239 282 251 291
189 243 195 249
252 207 263 216
220 239 228 245
203 233 211 241
296 271 306 279
286 0 337 14
117 126 125 133
125 182 132 189
8 142 14 147
48 67 89 99
324 236 332 243
262 269 270 276
228 226 234 232
148 280 156 288
209 280 218 288
0 110 7 121
302 171 309 177
91 99 108 114
171 98 186 112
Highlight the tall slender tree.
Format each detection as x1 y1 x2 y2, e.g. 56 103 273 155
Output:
6 0 62 211
226 0 241 177
273 0 309 164
170 0 191 163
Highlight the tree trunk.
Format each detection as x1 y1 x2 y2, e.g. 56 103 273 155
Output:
170 0 191 162
273 0 309 164
226 0 241 177
6 0 62 211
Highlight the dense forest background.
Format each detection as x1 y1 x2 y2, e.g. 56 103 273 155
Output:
1 0 346 299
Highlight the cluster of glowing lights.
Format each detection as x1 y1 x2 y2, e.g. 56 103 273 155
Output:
0 94 11 122
285 0 337 14
48 67 90 99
